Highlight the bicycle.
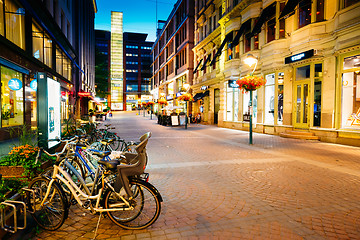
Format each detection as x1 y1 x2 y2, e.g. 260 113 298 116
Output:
27 132 162 230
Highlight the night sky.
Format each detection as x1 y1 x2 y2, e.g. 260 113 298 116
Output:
95 0 178 41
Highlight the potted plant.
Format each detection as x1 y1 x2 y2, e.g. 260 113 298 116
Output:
89 109 96 122
1 109 11 126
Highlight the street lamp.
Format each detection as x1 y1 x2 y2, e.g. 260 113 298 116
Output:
183 83 190 129
243 54 258 144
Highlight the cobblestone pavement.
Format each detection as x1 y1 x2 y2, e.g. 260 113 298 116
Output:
30 112 360 240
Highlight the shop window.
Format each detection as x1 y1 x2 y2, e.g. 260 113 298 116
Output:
243 90 257 122
264 73 275 124
253 34 259 50
226 85 239 121
5 0 25 49
277 72 284 125
26 78 37 129
1 66 24 127
341 55 360 128
313 64 322 126
341 72 360 128
316 0 324 22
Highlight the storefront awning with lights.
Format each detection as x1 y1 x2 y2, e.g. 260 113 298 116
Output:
250 2 276 37
209 33 233 66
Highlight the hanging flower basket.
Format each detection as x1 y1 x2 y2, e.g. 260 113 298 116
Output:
141 102 147 106
177 93 193 101
236 75 266 92
146 101 155 107
158 98 168 106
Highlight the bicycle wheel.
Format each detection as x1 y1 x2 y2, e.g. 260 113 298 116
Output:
28 177 68 231
107 133 121 150
104 180 161 230
124 142 137 153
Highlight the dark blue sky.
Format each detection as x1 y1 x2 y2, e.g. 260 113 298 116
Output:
95 0 178 42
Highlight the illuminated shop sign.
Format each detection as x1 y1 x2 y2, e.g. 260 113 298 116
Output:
30 79 37 91
228 80 239 88
78 92 91 97
47 78 61 149
200 85 209 90
285 49 315 64
8 78 22 91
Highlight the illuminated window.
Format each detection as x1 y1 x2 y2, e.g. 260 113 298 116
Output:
0 1 4 36
5 0 25 49
1 66 24 127
32 22 53 67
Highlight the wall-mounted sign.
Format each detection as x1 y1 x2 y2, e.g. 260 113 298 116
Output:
228 80 239 88
30 79 37 91
200 85 209 90
78 92 91 97
8 78 22 91
285 49 315 64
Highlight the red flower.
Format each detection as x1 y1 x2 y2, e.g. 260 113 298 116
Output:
236 75 266 92
177 93 193 101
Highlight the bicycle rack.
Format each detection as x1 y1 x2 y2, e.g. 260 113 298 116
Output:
0 187 36 234
0 200 26 233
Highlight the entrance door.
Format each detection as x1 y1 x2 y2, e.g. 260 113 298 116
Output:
294 81 310 128
214 88 220 124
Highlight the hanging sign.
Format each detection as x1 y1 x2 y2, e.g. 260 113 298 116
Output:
228 80 239 88
200 85 209 90
30 79 37 91
285 49 315 64
8 78 22 91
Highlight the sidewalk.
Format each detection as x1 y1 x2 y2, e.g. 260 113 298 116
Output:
5 112 360 239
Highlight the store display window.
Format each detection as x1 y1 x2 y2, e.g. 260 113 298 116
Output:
341 55 360 128
225 85 239 121
264 73 275 125
243 90 257 122
277 72 284 125
1 66 24 127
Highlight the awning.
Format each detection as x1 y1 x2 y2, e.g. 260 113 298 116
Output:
279 0 309 19
193 59 203 74
89 96 103 105
200 56 211 71
193 90 210 102
193 93 203 101
230 22 248 48
250 2 276 37
209 33 233 66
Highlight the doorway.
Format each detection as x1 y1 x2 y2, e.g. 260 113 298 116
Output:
214 88 220 124
294 81 310 128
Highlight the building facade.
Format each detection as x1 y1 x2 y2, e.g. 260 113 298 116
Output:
95 29 111 104
110 11 124 110
0 0 96 140
151 0 195 113
191 0 360 146
123 32 153 111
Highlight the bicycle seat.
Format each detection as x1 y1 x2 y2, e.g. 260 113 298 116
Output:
105 124 111 127
98 159 120 171
100 138 115 144
91 151 111 158
114 132 151 197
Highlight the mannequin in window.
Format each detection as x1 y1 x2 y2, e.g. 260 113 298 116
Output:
278 93 283 121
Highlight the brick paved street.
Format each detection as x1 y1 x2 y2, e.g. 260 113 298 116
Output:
30 111 360 240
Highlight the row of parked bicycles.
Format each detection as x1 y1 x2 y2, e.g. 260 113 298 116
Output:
24 122 162 232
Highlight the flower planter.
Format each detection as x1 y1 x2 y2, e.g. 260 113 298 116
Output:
0 160 52 179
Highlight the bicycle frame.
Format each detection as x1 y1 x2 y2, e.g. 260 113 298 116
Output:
41 162 134 213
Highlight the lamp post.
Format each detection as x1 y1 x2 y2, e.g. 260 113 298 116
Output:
183 83 190 129
243 54 258 145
